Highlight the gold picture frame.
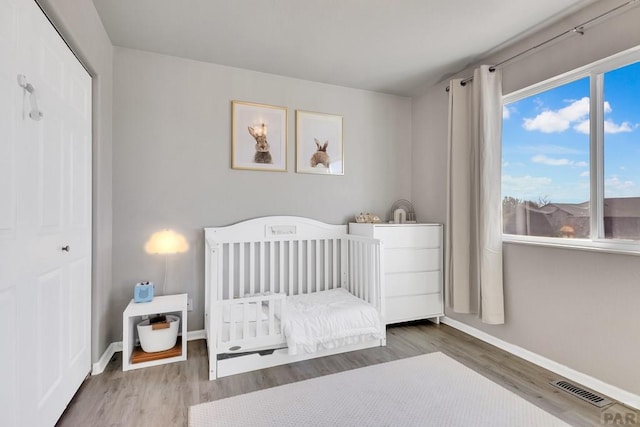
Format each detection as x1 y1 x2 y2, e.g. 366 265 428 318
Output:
232 101 287 172
296 110 344 175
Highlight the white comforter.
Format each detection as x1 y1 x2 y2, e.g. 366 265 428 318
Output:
282 288 383 356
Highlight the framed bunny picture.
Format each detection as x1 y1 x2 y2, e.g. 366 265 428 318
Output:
232 101 288 172
295 110 344 175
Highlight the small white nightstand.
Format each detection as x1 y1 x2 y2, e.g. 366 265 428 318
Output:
122 293 188 371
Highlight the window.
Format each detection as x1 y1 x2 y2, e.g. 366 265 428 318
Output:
502 49 640 250
603 61 640 239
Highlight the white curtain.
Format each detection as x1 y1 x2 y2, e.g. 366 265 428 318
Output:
445 65 504 324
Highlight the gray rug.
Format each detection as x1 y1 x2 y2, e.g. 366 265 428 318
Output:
189 352 569 426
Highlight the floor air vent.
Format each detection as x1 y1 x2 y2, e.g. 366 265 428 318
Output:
550 380 612 407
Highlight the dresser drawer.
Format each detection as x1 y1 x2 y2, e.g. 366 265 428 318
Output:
385 248 441 273
374 226 441 249
385 271 441 297
385 294 443 324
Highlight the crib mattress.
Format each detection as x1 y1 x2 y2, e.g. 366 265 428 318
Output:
283 288 383 355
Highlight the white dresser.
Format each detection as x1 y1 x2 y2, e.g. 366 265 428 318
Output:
349 223 443 324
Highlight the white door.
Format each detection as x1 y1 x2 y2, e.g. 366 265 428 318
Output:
0 0 92 426
0 1 22 426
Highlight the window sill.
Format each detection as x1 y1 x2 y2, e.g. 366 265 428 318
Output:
502 234 640 257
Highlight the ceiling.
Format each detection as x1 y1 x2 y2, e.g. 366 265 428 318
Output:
92 0 598 97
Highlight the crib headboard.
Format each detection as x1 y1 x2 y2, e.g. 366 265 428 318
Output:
205 216 349 300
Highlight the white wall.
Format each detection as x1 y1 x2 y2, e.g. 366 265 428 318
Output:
412 0 640 395
37 0 113 364
112 47 412 341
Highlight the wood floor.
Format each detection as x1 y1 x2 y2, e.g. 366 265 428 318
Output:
56 322 634 426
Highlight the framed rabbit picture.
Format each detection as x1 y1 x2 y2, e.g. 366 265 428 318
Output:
296 110 344 175
232 101 288 172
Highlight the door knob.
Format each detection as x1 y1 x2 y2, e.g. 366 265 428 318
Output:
61 245 70 252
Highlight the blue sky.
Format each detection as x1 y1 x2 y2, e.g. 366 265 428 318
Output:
502 61 640 204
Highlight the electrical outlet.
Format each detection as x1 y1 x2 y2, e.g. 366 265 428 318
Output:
187 298 193 311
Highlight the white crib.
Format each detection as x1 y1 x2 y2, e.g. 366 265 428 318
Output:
204 216 386 380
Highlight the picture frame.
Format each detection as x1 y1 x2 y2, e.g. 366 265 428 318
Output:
232 101 287 172
296 110 344 175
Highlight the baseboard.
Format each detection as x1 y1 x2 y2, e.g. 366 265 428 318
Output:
91 341 122 375
187 329 206 341
91 329 206 376
441 316 640 410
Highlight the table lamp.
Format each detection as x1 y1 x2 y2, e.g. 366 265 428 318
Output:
144 229 189 295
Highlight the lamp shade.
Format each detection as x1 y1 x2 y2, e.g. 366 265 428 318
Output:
145 229 189 254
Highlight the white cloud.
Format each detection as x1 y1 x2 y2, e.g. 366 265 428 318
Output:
502 175 553 196
503 174 589 202
574 119 633 135
523 98 635 135
580 171 589 177
573 120 590 134
502 175 553 195
532 155 570 166
606 175 634 189
605 175 637 197
531 154 588 167
605 120 633 134
503 106 510 119
523 111 571 133
523 97 589 133
521 144 585 155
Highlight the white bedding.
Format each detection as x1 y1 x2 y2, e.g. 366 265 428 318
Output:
282 288 383 356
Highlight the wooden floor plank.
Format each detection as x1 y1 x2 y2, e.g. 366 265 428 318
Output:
56 322 634 427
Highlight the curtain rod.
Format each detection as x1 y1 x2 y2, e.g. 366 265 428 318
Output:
445 0 640 92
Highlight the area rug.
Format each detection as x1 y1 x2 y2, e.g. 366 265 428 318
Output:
189 352 569 426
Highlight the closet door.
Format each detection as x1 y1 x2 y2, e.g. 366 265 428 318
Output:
0 0 92 426
0 0 22 425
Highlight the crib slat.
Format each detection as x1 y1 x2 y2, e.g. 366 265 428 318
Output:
332 239 340 288
229 305 236 342
254 301 261 338
229 243 235 299
350 240 355 295
279 241 284 294
358 241 364 298
269 241 275 293
298 241 303 294
347 240 353 292
358 243 367 298
353 241 358 296
358 242 362 298
249 242 255 296
243 302 250 338
260 241 265 294
239 243 245 297
371 242 384 306
309 240 315 293
365 242 371 302
315 240 320 293
268 299 275 336
288 241 294 296
324 239 329 290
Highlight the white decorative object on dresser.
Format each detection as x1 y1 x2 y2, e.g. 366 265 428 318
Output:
349 223 444 324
